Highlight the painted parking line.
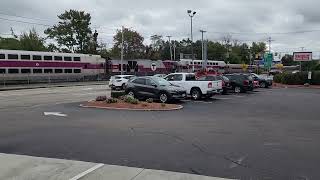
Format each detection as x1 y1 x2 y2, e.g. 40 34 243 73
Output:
69 163 104 180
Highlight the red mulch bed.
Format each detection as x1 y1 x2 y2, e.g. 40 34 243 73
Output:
273 83 320 89
82 100 182 111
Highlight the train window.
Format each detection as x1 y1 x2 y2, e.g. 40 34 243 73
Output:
0 54 5 59
64 56 72 61
8 69 19 74
74 69 81 73
55 69 63 73
8 54 18 59
64 69 72 73
33 69 43 74
33 55 42 60
54 56 63 61
44 56 53 60
73 57 81 61
0 69 6 74
44 69 53 73
21 55 31 60
21 69 31 74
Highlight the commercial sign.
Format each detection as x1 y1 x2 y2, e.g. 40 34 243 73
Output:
151 63 157 71
264 53 273 69
293 52 312 62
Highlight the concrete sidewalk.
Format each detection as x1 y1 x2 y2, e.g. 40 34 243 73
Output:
0 153 234 180
0 81 108 91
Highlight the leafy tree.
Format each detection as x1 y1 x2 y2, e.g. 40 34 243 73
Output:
281 54 297 66
111 28 145 59
45 9 94 53
148 35 164 60
19 28 47 51
0 37 21 50
250 42 266 59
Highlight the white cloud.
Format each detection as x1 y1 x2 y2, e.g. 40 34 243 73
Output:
1 0 320 53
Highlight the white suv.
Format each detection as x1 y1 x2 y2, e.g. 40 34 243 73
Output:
109 75 135 90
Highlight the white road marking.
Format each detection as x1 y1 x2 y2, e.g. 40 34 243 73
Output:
44 112 67 117
69 163 104 180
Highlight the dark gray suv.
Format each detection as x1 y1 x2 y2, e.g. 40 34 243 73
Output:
125 76 187 103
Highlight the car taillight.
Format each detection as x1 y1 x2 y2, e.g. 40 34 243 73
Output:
222 81 225 87
243 80 249 86
208 82 212 88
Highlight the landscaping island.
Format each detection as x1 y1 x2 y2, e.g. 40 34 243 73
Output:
81 94 183 111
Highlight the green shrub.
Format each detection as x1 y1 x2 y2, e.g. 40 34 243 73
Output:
124 95 139 104
106 98 118 104
111 91 126 99
124 95 135 103
146 98 154 103
131 99 139 105
273 71 320 85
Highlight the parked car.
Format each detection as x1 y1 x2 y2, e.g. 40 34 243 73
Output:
198 75 230 94
125 76 187 103
225 74 254 93
164 73 222 100
153 74 167 78
250 73 273 88
109 75 135 90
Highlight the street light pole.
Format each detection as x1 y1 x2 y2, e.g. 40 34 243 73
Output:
200 30 206 68
167 36 172 61
121 26 124 75
173 41 176 60
188 10 196 72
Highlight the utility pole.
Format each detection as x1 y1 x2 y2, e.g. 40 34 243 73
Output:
167 36 172 60
187 10 196 72
200 30 207 68
173 41 176 60
121 26 124 75
268 37 274 53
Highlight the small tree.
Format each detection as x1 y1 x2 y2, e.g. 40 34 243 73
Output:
20 28 47 51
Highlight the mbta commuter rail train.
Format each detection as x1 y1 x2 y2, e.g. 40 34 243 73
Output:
0 49 106 84
0 49 255 84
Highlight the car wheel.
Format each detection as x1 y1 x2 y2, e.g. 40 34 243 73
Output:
159 92 168 103
234 86 241 93
260 82 266 88
127 90 135 98
191 88 202 100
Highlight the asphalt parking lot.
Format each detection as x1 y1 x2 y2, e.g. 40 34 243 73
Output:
0 86 320 180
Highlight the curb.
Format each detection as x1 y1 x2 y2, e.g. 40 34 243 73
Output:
79 103 184 111
0 83 107 91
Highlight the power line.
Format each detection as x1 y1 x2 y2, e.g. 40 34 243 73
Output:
0 11 53 22
0 17 51 27
208 29 320 35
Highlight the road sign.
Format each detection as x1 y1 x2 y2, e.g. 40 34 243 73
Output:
293 52 312 61
151 63 157 71
264 53 273 69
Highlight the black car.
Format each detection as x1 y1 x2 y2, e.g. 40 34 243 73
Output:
198 75 231 94
225 74 254 93
250 73 273 88
125 76 187 103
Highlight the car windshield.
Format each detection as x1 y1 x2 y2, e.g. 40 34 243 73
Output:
152 77 171 86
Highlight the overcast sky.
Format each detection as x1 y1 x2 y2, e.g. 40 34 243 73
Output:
1 0 320 57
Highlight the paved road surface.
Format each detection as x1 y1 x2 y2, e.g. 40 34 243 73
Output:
0 86 320 179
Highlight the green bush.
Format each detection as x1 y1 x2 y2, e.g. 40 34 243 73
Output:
273 71 320 85
106 98 118 104
124 95 139 104
111 91 126 99
146 98 154 103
